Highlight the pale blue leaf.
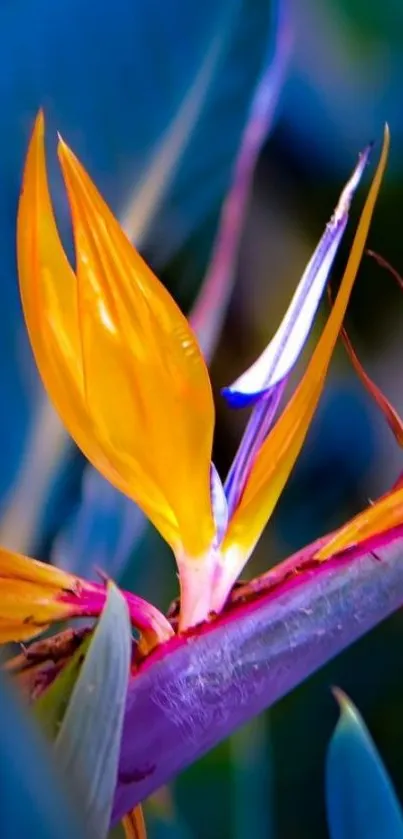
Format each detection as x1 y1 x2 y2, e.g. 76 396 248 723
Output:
0 670 87 838
326 690 403 839
52 468 146 579
55 583 132 838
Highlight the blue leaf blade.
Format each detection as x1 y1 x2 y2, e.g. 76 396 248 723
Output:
326 691 403 839
0 671 88 839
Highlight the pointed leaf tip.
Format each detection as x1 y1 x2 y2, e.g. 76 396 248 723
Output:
332 686 361 721
326 690 403 839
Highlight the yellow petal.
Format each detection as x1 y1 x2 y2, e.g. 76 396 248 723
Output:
17 112 85 396
18 113 215 557
0 548 76 642
316 486 403 560
223 126 389 562
0 547 76 588
0 620 53 644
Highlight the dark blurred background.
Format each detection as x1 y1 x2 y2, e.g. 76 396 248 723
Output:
1 0 403 836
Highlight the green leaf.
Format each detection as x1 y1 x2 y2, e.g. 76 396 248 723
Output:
35 632 92 739
55 583 132 838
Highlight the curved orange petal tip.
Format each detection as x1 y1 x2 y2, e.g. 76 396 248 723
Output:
214 126 390 606
17 112 215 560
315 486 403 561
0 547 78 642
0 548 172 647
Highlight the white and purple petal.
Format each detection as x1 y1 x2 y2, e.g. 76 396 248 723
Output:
222 144 372 408
210 463 229 547
224 379 286 516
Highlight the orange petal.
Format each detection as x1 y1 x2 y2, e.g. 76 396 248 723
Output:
0 547 76 588
17 112 85 397
222 127 389 568
316 486 403 560
18 113 215 558
122 806 147 839
0 548 77 642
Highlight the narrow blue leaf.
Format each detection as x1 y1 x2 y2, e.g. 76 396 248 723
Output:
326 690 403 839
0 670 87 839
52 468 146 579
56 583 132 838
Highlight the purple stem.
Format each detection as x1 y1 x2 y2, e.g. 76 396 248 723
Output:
112 529 403 822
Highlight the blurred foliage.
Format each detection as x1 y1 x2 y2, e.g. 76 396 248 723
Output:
326 691 403 839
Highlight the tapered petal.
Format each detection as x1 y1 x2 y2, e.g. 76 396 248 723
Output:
222 145 371 408
316 486 403 560
217 127 389 601
17 113 215 558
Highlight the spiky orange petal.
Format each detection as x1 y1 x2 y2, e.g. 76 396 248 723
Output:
316 486 403 560
0 548 77 642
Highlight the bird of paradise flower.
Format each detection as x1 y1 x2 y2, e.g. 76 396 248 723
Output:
0 113 394 665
